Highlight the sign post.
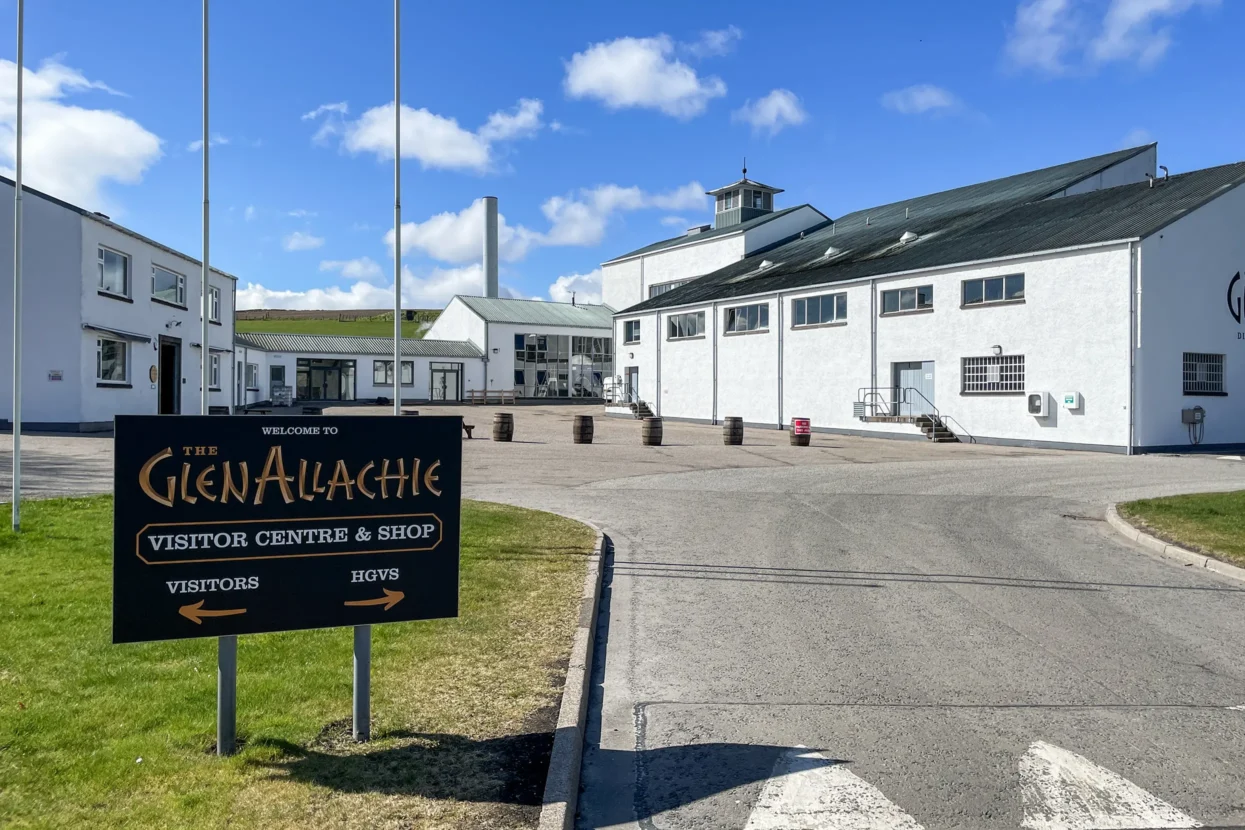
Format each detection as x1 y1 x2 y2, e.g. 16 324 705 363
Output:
112 415 462 746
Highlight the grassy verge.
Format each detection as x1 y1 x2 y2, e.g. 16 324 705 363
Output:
1118 490 1245 568
0 496 593 829
236 318 430 338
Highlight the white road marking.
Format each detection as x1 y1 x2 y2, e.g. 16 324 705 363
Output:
1019 741 1202 829
744 746 924 830
1229 705 1245 711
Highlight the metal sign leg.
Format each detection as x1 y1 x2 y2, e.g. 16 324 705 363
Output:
217 634 236 755
353 624 372 741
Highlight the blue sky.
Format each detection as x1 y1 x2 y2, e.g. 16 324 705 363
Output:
0 0 1240 309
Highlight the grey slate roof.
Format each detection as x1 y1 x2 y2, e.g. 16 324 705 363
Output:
706 177 784 195
624 148 1245 314
234 332 483 358
453 295 615 328
602 204 826 264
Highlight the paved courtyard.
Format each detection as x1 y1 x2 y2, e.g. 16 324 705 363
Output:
4 406 1245 829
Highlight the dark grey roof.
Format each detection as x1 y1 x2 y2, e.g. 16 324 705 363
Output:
234 332 483 358
706 177 784 195
603 204 826 264
625 149 1245 314
453 295 614 327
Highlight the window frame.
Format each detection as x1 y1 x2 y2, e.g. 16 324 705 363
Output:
961 354 1026 395
648 280 687 299
723 303 770 335
208 285 222 323
270 365 286 385
880 285 934 316
95 337 129 385
208 353 221 390
623 319 641 344
791 292 848 328
962 274 1025 308
372 359 416 386
666 310 706 341
245 362 260 391
1182 352 1226 396
97 245 131 299
151 264 187 307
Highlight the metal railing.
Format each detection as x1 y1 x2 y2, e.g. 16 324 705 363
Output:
854 386 974 443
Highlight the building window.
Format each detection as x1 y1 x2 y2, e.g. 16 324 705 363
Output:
962 355 1025 394
624 320 641 344
751 190 764 209
881 285 934 315
270 365 286 385
649 280 687 299
372 359 414 386
245 363 260 390
96 338 127 383
151 265 186 306
724 303 769 333
792 292 847 327
208 354 221 390
763 192 772 211
1183 352 1225 395
97 246 130 297
209 285 221 322
963 274 1024 306
667 311 706 340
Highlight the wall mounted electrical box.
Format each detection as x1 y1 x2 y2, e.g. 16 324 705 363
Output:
1181 406 1205 425
1062 392 1083 410
1027 392 1050 418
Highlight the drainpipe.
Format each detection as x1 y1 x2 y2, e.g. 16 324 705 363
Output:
482 320 489 392
870 279 878 395
1128 241 1140 454
655 312 661 415
711 301 718 424
776 292 784 428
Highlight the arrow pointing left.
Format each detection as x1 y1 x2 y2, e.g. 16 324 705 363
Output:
178 600 247 625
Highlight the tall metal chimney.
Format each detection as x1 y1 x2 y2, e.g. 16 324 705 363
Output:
483 196 498 298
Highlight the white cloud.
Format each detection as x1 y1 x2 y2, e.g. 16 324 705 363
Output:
660 215 688 228
548 268 603 305
282 231 325 252
236 264 490 310
0 58 162 211
320 256 383 282
244 205 255 221
385 198 539 263
880 84 961 115
288 209 317 218
306 97 544 172
541 181 706 247
1120 126 1154 147
731 89 808 135
684 26 743 58
1090 0 1217 67
186 133 229 152
478 98 544 141
563 35 727 119
301 101 348 120
1004 0 1215 73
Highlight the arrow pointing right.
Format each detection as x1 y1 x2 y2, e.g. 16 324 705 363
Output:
344 588 405 611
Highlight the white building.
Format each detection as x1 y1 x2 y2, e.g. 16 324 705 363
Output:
0 177 236 431
606 145 1245 453
425 295 615 398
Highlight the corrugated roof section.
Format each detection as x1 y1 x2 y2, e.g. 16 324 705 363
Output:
234 332 484 358
623 156 1245 314
454 295 615 328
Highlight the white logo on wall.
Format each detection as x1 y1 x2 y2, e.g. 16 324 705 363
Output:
48 370 63 381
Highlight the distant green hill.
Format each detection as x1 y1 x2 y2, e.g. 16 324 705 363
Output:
234 309 439 339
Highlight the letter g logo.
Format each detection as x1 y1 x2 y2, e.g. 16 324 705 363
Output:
1230 272 1243 325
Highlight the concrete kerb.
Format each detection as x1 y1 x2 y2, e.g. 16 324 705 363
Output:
538 520 607 830
1105 503 1245 583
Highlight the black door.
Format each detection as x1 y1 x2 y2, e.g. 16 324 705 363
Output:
158 338 181 415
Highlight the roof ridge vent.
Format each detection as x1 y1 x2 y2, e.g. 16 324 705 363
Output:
758 259 775 270
899 230 919 244
823 245 842 258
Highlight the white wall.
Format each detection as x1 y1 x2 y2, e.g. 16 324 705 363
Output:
602 258 643 313
602 234 746 313
0 181 83 425
656 307 714 419
1135 181 1245 449
1051 146 1156 198
741 206 828 255
424 297 487 347
236 349 483 404
716 299 779 425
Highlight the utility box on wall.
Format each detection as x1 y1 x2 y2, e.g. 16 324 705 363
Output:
1062 392 1083 411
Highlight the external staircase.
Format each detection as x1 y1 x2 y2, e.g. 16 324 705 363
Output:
915 414 959 443
629 401 654 419
855 387 965 444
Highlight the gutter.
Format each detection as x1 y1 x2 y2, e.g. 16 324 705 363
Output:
1128 241 1140 455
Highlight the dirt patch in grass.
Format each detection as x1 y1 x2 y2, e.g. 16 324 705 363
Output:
1118 490 1245 569
0 496 593 829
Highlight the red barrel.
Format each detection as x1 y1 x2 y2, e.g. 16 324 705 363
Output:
790 417 811 446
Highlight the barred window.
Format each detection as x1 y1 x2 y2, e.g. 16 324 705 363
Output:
1183 352 1225 395
667 311 705 340
962 355 1025 394
724 303 769 333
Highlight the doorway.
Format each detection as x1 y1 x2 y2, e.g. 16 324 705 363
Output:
624 366 639 402
429 362 461 401
158 336 181 415
892 361 934 417
296 358 356 401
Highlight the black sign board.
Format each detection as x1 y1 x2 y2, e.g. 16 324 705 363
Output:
112 415 461 644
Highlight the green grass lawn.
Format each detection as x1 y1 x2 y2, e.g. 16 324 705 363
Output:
235 318 430 338
1118 490 1245 568
0 496 593 829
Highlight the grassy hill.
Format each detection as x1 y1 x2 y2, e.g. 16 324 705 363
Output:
235 309 439 339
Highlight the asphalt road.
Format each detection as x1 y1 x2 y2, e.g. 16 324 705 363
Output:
6 407 1245 828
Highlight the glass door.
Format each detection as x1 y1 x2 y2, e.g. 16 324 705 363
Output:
430 363 461 401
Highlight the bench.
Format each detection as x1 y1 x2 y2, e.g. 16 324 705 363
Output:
302 406 323 416
467 389 518 405
402 409 420 416
244 407 273 415
462 423 474 439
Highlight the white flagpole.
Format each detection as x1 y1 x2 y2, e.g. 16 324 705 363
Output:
392 0 402 418
10 0 22 532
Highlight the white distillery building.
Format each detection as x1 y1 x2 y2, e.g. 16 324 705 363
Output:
606 145 1245 453
0 177 236 432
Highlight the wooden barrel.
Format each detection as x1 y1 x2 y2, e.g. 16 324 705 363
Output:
723 416 743 445
790 431 811 446
572 414 594 444
492 412 514 442
641 416 663 446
